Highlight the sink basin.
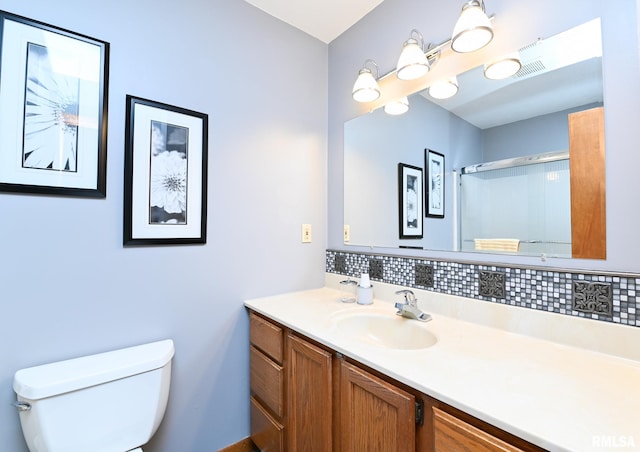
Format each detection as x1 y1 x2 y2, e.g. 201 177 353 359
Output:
333 312 437 350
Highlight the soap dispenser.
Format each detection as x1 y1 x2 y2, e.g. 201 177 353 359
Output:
357 273 373 305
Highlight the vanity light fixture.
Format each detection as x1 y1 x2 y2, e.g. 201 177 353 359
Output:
483 52 522 79
384 96 410 115
352 1 496 104
352 59 381 103
428 76 459 99
396 29 432 80
451 0 494 53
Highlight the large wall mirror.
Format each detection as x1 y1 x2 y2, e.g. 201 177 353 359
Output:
344 18 606 259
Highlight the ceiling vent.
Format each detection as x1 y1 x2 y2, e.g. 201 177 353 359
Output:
514 60 546 78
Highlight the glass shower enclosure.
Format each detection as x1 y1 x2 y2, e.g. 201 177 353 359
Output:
459 151 571 258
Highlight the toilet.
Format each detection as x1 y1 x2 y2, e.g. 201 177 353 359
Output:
13 339 175 452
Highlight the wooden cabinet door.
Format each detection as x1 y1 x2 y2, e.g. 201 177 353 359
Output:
339 360 415 452
287 333 333 452
433 407 525 452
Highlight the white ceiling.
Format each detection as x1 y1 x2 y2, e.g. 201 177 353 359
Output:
243 0 384 43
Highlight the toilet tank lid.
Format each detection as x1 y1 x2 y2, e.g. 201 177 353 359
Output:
13 339 175 400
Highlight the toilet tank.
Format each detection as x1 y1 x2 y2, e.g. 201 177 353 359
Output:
13 339 175 452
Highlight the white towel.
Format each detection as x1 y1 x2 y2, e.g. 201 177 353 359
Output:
474 238 520 252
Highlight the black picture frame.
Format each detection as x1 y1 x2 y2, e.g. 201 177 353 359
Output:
124 95 208 246
0 10 109 197
398 162 423 239
425 149 445 218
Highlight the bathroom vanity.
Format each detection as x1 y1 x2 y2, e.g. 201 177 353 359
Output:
245 275 640 451
248 311 542 451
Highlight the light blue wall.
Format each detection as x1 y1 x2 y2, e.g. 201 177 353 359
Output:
0 1 327 450
329 0 640 273
344 95 480 249
483 103 603 162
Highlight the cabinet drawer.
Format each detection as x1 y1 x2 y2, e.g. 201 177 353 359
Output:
251 396 283 452
250 346 284 418
250 312 283 363
433 407 525 452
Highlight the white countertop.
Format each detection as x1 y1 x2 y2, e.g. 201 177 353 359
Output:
245 275 640 451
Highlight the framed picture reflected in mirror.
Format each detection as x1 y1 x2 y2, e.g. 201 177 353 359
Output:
426 149 445 218
398 162 423 239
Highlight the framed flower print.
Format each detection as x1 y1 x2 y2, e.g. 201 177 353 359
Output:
426 149 445 218
0 10 109 197
123 95 208 246
398 162 423 239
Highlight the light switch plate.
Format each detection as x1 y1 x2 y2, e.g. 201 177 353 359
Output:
302 224 312 243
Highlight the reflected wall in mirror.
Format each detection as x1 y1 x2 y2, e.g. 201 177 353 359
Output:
344 18 605 259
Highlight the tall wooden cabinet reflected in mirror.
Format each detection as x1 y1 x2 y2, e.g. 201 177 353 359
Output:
569 106 606 259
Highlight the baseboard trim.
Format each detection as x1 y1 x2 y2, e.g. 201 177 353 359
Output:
218 436 257 452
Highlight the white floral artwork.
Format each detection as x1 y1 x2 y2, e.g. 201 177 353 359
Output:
149 121 188 224
406 174 418 229
23 43 80 172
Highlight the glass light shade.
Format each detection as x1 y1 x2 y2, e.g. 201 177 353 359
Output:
451 1 494 53
384 97 409 115
428 77 459 99
397 39 430 80
484 54 522 80
352 68 380 103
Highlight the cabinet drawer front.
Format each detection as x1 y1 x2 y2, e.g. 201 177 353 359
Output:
250 312 284 363
433 407 525 452
250 346 284 418
251 396 284 452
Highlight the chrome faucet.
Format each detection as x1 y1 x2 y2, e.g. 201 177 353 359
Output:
394 290 432 322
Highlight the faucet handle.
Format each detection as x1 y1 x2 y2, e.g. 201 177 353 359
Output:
395 289 417 305
340 279 357 286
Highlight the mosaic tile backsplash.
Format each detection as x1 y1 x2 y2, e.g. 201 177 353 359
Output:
326 249 639 327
